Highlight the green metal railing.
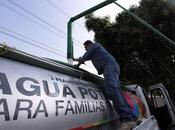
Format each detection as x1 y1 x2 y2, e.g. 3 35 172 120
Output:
67 0 117 61
67 0 175 62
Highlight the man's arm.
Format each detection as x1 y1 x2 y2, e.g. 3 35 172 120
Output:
73 43 98 67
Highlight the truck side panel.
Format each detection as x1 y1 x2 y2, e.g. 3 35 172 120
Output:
0 57 118 130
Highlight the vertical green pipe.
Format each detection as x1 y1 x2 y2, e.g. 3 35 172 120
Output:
67 0 117 61
67 20 73 59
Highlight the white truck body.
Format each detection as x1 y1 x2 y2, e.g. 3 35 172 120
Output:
0 57 118 130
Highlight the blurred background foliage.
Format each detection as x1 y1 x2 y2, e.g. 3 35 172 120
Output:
84 0 175 97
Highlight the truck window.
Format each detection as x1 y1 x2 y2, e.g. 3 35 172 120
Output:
151 89 166 108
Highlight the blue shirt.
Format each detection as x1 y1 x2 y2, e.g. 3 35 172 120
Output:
80 42 118 74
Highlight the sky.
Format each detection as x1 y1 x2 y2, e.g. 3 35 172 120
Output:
0 0 140 74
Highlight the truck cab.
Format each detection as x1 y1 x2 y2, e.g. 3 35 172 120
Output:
149 84 175 129
124 83 175 130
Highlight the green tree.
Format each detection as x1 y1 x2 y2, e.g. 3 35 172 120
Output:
84 0 175 89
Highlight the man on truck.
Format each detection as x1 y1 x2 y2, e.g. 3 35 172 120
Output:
73 40 137 130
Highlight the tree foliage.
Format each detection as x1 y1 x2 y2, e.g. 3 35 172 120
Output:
84 0 175 89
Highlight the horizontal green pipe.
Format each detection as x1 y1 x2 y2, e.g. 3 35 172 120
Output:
70 0 117 22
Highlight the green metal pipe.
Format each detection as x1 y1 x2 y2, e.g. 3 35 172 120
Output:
67 20 73 59
67 0 117 60
114 2 175 49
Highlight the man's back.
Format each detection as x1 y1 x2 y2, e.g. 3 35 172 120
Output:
81 42 117 74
